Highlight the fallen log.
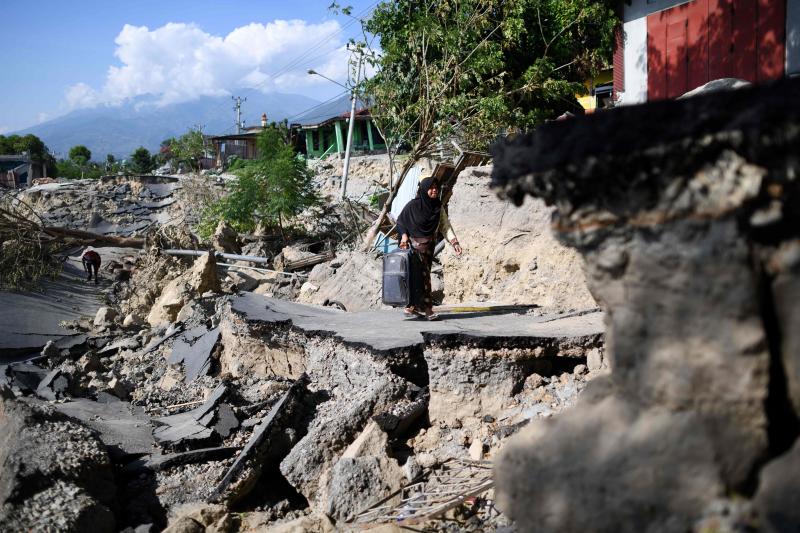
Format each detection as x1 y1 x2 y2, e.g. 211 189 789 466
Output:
42 226 146 248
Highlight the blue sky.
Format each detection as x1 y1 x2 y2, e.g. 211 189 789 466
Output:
0 0 378 133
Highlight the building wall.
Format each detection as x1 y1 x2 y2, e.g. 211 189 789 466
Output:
622 0 791 103
621 17 649 105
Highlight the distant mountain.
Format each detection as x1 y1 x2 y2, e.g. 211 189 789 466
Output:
15 91 320 159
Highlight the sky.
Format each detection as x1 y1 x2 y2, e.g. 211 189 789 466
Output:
0 0 379 133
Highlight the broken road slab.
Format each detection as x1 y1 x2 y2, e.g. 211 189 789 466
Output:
230 291 604 352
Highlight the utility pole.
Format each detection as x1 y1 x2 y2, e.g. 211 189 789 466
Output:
341 48 364 201
232 96 247 134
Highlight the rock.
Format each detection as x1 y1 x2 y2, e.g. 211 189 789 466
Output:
469 439 484 461
754 440 800 533
105 377 130 400
147 252 220 326
254 514 335 533
122 313 144 327
296 251 384 312
227 270 259 292
325 455 404 521
78 353 104 373
403 456 422 481
524 373 544 390
162 517 205 533
186 251 221 295
586 347 603 372
163 503 232 533
212 220 241 254
573 364 587 376
0 393 116 532
41 340 59 358
93 307 118 327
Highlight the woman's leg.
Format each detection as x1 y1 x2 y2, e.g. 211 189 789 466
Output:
419 248 434 315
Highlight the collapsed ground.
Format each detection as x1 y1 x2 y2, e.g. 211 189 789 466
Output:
0 162 605 532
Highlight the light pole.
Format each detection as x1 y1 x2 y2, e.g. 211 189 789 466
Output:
308 49 363 200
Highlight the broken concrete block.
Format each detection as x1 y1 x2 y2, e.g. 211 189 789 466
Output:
105 377 131 400
227 270 258 292
94 307 118 327
187 251 221 295
36 369 71 401
78 353 104 374
211 376 308 504
166 326 220 383
5 363 48 394
122 313 144 328
213 220 241 254
40 340 59 359
325 455 404 521
152 384 227 447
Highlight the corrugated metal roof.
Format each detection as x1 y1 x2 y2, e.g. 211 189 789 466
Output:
290 94 371 127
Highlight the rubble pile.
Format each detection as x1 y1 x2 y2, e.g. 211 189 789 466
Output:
22 175 185 238
0 240 605 530
491 78 800 532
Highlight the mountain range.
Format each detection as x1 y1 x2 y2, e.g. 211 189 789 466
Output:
14 91 321 160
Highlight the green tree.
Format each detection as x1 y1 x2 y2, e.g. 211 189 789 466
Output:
68 145 91 165
0 134 57 176
170 127 206 172
358 0 621 245
130 146 155 174
198 124 318 239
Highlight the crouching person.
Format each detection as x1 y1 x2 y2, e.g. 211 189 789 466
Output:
81 247 101 284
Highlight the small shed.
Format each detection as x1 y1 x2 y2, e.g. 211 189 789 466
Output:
0 155 44 188
290 95 386 159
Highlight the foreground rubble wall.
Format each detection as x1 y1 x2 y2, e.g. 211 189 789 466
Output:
490 78 800 532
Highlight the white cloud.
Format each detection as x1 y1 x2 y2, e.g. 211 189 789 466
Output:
65 82 100 109
64 19 352 110
37 113 50 124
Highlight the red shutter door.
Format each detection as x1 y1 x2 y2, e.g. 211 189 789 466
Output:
648 10 669 100
688 0 710 90
666 16 689 97
708 0 734 79
756 0 786 81
732 0 758 81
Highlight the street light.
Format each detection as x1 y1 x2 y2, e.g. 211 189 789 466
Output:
307 70 348 90
308 54 363 200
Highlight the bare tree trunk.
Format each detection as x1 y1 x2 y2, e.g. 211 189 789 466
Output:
42 226 146 248
361 156 418 250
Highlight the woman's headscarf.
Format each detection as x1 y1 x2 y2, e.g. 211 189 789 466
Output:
396 177 442 238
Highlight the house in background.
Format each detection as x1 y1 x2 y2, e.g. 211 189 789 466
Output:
208 113 270 168
290 95 386 159
614 0 800 104
0 155 45 188
577 68 615 113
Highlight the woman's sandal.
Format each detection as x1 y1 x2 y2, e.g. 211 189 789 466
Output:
404 308 422 319
426 313 440 321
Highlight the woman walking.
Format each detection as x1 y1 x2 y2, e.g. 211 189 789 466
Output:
395 177 462 320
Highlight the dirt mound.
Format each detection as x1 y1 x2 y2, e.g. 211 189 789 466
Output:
441 166 595 311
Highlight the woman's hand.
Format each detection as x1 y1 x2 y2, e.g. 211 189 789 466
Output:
400 233 410 249
451 239 463 256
